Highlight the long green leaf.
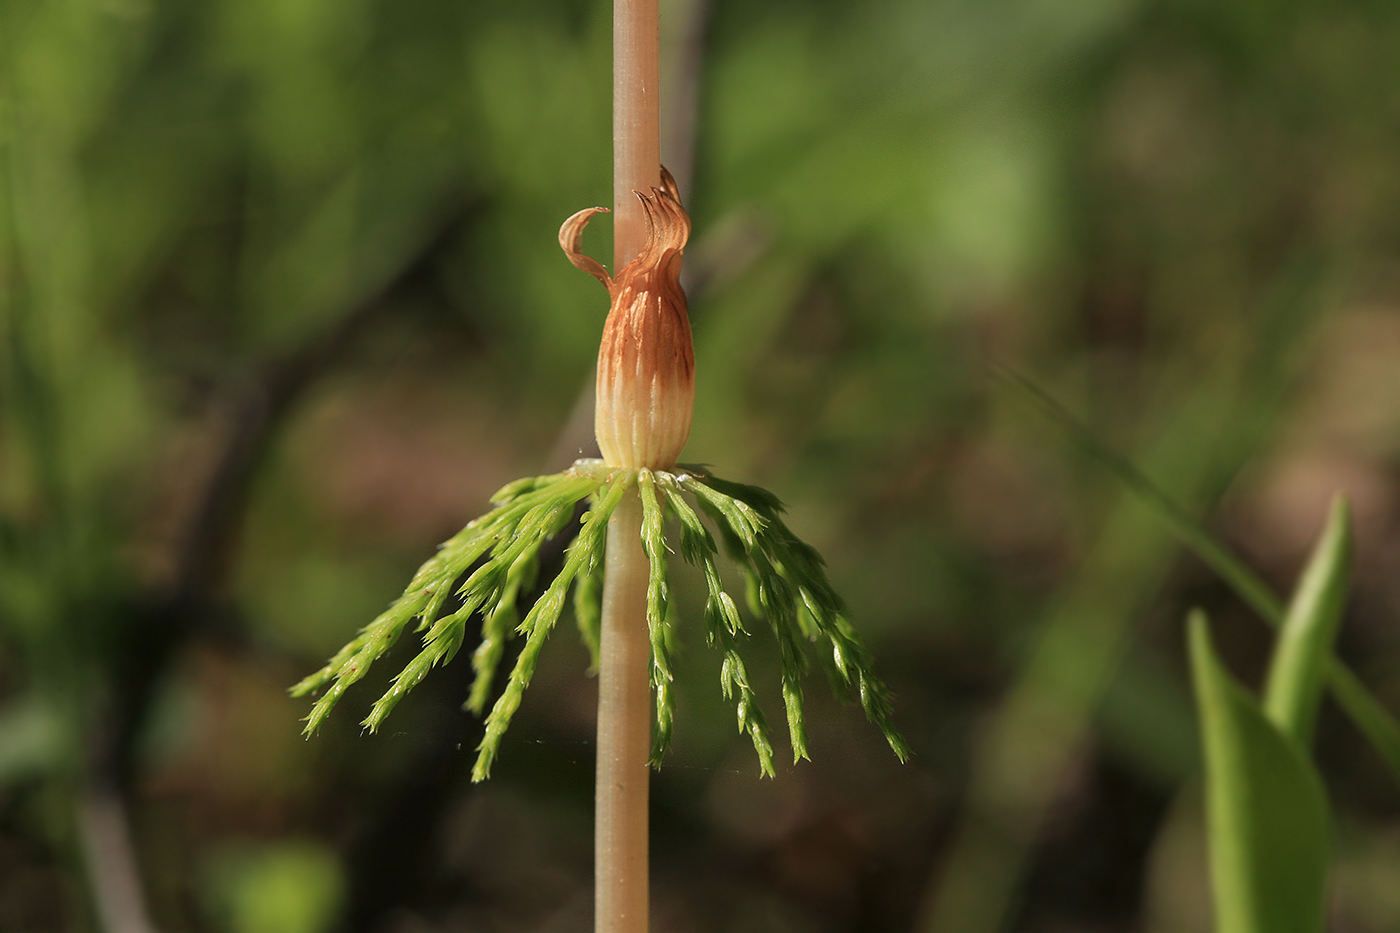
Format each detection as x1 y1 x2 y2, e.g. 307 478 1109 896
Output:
1263 496 1351 746
1189 612 1330 933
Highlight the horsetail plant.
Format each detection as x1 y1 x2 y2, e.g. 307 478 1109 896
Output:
294 3 906 930
292 173 908 929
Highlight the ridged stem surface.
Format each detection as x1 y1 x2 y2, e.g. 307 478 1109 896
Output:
597 2 659 929
595 490 650 933
613 0 660 270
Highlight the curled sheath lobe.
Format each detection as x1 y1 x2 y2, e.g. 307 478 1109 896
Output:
559 167 694 469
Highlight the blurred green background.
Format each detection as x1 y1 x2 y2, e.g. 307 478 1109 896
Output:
4 0 1400 930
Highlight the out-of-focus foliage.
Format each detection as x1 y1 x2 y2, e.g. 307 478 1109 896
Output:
3 0 1400 930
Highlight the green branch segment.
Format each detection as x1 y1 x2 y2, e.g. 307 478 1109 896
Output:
293 461 909 780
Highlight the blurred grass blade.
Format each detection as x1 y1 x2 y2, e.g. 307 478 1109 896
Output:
999 369 1283 621
1003 370 1400 784
1325 663 1400 774
1189 611 1330 933
1264 496 1351 746
923 376 1264 933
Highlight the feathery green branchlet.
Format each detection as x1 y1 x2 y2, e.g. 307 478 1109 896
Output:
294 461 909 779
291 469 602 735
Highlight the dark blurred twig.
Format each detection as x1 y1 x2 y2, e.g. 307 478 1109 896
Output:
86 200 484 933
661 0 711 199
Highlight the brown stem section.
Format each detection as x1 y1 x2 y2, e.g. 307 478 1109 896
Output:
595 491 650 933
614 0 660 270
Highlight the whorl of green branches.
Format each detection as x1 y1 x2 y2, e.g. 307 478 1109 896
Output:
293 460 909 780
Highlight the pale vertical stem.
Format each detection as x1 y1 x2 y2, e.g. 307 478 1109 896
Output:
614 0 660 270
598 2 659 930
595 490 650 933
